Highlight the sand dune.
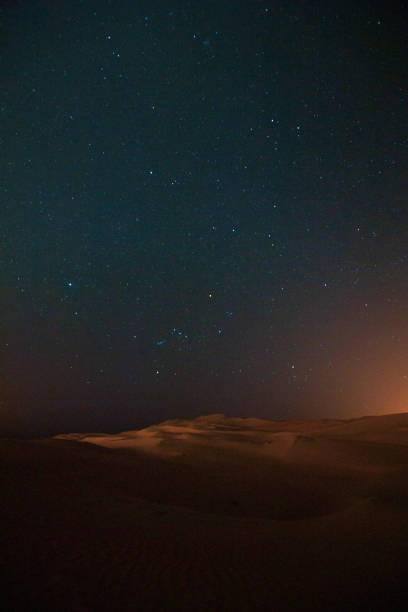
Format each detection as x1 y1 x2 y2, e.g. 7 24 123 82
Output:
3 412 408 610
55 411 408 467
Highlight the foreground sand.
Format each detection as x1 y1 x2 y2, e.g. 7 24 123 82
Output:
2 413 408 610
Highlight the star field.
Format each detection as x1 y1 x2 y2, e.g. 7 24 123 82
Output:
2 1 408 435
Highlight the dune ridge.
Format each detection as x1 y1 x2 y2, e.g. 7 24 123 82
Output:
54 411 408 462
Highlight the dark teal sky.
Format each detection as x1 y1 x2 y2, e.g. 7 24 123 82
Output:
2 1 408 435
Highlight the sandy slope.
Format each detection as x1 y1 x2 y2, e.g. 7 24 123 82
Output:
3 413 408 610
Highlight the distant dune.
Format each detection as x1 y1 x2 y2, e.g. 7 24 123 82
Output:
55 411 408 466
3 412 408 610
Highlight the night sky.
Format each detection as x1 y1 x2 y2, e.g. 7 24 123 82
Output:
2 1 408 436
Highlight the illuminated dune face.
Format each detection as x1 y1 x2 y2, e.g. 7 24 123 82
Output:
55 412 408 468
55 416 304 458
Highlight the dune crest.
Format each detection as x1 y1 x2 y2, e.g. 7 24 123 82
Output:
54 412 408 464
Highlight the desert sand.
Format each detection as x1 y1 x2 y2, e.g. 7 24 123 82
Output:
2 412 408 610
